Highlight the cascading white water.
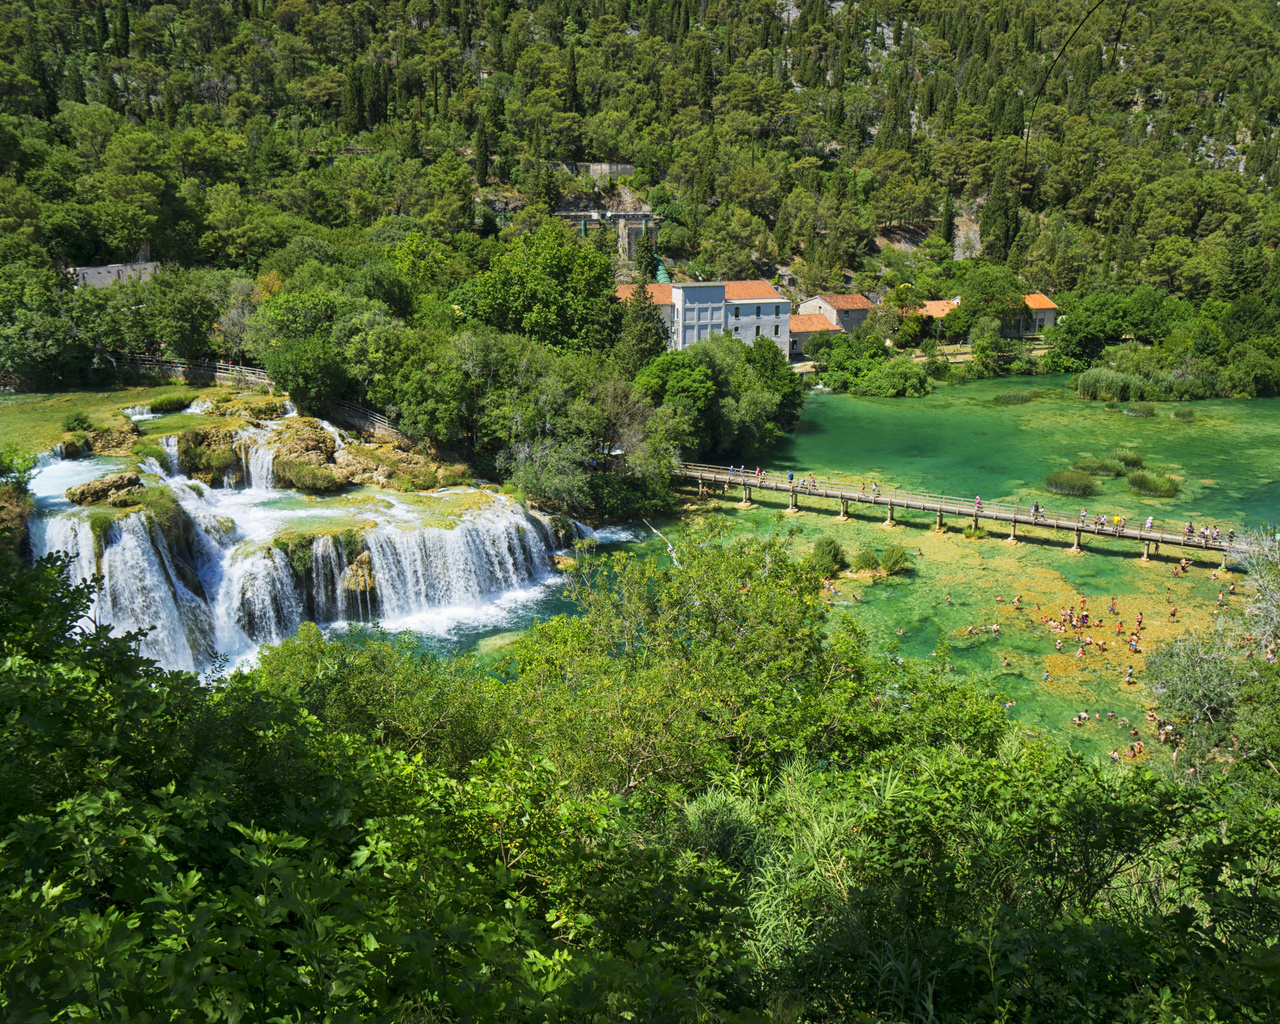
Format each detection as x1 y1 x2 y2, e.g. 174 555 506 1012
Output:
364 513 557 618
245 442 275 490
29 422 582 673
161 435 180 475
188 399 214 414
122 404 163 421
34 444 65 469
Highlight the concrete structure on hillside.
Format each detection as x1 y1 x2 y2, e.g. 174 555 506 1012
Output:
616 280 791 357
797 293 875 333
555 210 658 261
71 262 159 289
788 313 842 358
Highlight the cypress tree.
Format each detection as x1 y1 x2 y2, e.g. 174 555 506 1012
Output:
565 42 580 114
980 156 1015 262
115 1 130 57
95 2 109 50
475 104 491 183
942 192 956 247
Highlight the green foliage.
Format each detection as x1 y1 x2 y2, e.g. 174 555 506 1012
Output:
0 443 36 493
1071 456 1124 476
1045 470 1098 496
1127 401 1157 417
993 389 1036 405
146 391 197 414
809 535 847 576
1111 447 1144 468
879 543 909 575
852 547 881 571
1172 405 1197 421
272 459 343 493
1127 469 1181 497
60 409 94 432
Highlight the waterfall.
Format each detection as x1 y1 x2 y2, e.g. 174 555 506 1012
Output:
364 511 556 618
311 534 348 621
34 444 65 469
161 435 180 476
32 423 579 671
282 401 297 416
123 404 159 421
320 422 347 451
188 398 213 414
245 443 275 490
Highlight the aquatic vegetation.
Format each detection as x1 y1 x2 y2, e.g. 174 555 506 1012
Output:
879 544 909 575
148 392 198 414
273 459 343 493
1104 400 1121 411
1125 402 1156 417
1127 470 1180 497
962 525 987 539
1045 470 1098 496
1171 406 1196 422
809 535 847 576
1110 447 1144 469
993 390 1036 405
852 547 880 571
1071 457 1124 476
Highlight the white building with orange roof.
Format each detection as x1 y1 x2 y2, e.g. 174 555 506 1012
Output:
615 279 792 356
796 292 876 333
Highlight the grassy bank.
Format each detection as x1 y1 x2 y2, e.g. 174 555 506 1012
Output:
0 385 241 455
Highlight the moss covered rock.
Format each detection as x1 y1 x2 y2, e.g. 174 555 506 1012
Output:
341 551 377 595
177 429 242 486
65 472 142 505
274 419 337 467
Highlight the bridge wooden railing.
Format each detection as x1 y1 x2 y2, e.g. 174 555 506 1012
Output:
675 462 1238 562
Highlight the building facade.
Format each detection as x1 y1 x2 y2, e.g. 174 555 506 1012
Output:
797 293 875 333
616 280 791 357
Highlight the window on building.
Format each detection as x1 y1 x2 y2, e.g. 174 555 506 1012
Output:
774 325 779 336
755 326 760 337
734 306 739 318
755 306 761 317
774 305 780 316
733 326 739 333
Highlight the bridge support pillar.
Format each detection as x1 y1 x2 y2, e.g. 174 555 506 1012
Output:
785 488 799 514
738 485 752 509
1222 548 1229 568
936 509 944 531
1143 540 1151 562
1007 520 1017 543
884 502 895 526
836 499 849 522
972 512 979 532
1072 526 1083 553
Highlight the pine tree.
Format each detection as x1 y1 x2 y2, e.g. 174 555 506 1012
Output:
941 192 956 248
342 64 365 135
565 43 580 114
115 1 130 58
475 104 491 183
94 2 109 50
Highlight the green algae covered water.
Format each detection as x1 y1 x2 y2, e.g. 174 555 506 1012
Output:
670 376 1280 760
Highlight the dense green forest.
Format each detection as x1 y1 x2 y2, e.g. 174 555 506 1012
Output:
5 0 1280 477
3 512 1280 1021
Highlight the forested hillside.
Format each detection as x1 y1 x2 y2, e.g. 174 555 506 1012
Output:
5 0 1280 491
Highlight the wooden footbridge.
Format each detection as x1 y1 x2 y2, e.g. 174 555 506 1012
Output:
676 463 1237 564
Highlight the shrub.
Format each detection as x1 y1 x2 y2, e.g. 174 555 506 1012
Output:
1127 470 1180 497
131 440 166 465
1071 457 1124 476
1045 470 1098 496
149 392 198 414
1126 402 1155 417
1104 400 1121 411
273 460 343 492
852 548 880 571
993 390 1035 405
1110 447 1144 469
809 536 847 576
62 410 94 432
439 463 472 487
1171 406 1196 422
963 525 987 539
879 544 909 575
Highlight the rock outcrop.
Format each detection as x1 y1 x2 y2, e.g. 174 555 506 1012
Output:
341 551 377 595
274 419 337 467
65 472 141 505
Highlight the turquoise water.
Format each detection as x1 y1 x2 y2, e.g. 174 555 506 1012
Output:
665 377 1280 758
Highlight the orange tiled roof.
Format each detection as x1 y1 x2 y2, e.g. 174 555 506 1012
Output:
724 280 784 300
791 313 840 334
615 283 673 305
819 293 875 310
1024 292 1057 310
918 299 958 319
